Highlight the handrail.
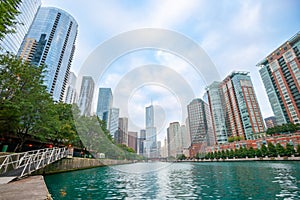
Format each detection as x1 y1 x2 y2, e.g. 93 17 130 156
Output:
0 147 68 178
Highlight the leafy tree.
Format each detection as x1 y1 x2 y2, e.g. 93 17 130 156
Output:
228 149 234 159
248 147 255 158
177 154 186 160
255 148 262 158
0 0 22 42
297 145 300 156
0 54 54 151
261 144 268 157
275 143 286 157
285 143 295 157
225 149 230 159
267 142 277 157
221 150 226 159
228 137 234 143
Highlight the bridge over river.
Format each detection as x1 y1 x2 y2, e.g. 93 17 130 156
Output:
0 147 70 184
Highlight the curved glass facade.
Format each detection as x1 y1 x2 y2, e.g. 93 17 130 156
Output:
19 7 78 102
0 0 41 55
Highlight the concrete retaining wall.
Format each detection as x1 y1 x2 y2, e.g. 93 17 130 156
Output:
35 157 133 175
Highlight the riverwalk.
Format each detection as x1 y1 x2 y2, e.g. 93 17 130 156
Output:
0 176 51 200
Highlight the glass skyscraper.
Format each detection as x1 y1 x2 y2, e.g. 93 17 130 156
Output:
257 32 300 125
18 7 78 102
187 98 213 157
96 88 113 128
64 71 77 104
145 105 157 158
0 0 41 55
206 81 228 144
77 76 95 116
109 107 119 138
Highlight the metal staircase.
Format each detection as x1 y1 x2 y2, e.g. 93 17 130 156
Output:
0 147 68 183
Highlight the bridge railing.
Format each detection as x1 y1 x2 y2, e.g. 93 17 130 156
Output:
0 147 68 178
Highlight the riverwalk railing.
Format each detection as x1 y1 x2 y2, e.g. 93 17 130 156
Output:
0 147 68 178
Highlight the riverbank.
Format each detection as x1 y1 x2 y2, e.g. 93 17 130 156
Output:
178 156 300 162
34 157 133 175
0 175 51 200
0 158 134 199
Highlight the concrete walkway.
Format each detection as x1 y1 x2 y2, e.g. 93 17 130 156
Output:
0 176 51 200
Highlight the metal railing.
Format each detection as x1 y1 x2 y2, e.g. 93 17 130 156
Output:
0 147 68 178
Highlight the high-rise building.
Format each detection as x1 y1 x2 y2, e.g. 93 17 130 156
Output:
109 107 119 138
128 131 138 152
220 71 265 140
180 125 191 149
0 0 41 55
137 129 146 156
257 32 300 125
265 116 277 129
18 7 78 102
116 117 128 145
187 98 214 157
96 88 113 128
145 104 157 158
64 72 77 104
167 122 183 158
206 81 228 144
77 76 95 116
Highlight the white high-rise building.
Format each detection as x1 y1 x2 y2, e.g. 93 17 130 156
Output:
167 122 183 158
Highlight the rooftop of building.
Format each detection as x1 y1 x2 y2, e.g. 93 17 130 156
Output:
257 31 300 67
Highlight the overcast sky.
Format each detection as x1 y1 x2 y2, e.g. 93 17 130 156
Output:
42 0 300 141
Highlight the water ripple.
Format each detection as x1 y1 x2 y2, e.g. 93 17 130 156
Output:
45 161 300 200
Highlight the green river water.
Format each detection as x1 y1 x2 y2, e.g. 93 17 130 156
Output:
45 161 300 199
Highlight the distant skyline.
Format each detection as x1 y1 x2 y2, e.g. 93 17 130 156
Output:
41 0 300 141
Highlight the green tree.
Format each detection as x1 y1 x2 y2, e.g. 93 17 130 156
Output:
0 0 22 41
255 148 262 158
0 54 55 151
267 142 277 157
285 143 295 157
177 154 186 160
297 145 300 156
261 144 268 157
275 143 286 157
248 147 255 158
228 149 234 159
228 137 234 143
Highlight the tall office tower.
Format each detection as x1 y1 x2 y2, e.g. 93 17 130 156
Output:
162 137 168 158
221 72 265 140
128 131 138 152
109 108 119 138
167 122 183 158
77 76 95 116
116 117 128 145
64 72 77 104
257 32 300 125
180 125 191 149
96 88 113 128
18 7 78 102
0 0 41 55
187 98 214 157
206 81 228 144
137 129 146 156
145 104 157 158
157 141 162 158
265 116 277 129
